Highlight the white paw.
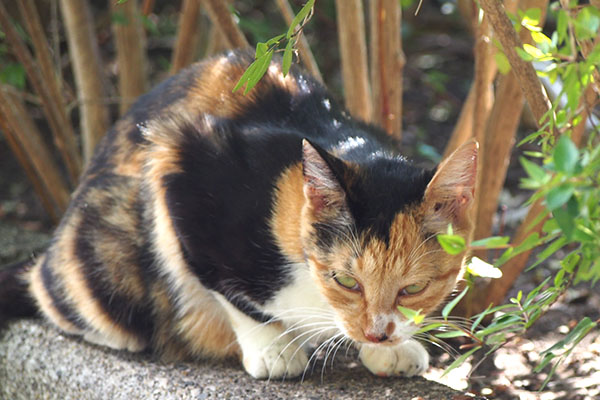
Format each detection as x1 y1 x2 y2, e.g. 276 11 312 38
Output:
359 340 429 377
241 334 309 380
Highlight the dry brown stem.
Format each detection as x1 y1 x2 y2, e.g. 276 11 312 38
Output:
275 0 322 83
201 0 248 48
60 0 109 163
171 0 202 74
0 0 82 184
111 0 148 115
0 87 70 218
369 0 404 140
334 0 372 123
443 6 496 159
479 0 552 128
474 0 549 244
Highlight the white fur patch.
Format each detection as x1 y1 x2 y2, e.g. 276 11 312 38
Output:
359 339 429 377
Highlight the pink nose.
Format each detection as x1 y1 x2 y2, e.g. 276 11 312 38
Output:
364 332 389 343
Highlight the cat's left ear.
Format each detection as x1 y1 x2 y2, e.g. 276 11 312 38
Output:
423 140 478 231
301 139 351 220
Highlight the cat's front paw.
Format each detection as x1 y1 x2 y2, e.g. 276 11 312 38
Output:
241 334 309 380
359 339 429 377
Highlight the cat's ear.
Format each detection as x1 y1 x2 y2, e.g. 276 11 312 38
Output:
423 140 478 231
301 139 350 218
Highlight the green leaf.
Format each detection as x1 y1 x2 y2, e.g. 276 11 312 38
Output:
397 305 424 324
574 6 600 41
441 346 481 377
546 183 575 210
434 330 469 339
528 236 568 270
553 135 579 174
467 257 503 278
416 322 445 335
522 43 546 59
437 234 466 255
552 207 575 239
0 62 26 89
494 52 511 74
521 8 541 28
556 10 567 44
442 287 468 319
471 236 510 249
520 157 548 183
233 50 274 94
286 0 315 39
282 39 294 76
515 46 534 62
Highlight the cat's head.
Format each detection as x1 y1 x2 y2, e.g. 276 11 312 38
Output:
300 139 478 345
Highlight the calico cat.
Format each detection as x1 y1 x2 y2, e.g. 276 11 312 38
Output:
0 49 478 380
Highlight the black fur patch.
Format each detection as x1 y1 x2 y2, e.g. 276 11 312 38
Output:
0 260 37 326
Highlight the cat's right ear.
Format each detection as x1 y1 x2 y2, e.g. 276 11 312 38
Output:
301 139 350 219
423 140 478 232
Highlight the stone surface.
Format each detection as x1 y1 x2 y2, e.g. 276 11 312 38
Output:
0 319 483 400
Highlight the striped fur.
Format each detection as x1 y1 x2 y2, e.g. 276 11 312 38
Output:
11 50 477 379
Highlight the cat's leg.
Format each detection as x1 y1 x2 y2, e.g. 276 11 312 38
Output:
359 340 429 377
212 293 309 379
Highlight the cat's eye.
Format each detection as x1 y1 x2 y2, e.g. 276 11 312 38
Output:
334 273 360 291
400 282 427 296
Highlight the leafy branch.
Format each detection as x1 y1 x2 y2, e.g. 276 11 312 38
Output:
233 0 315 94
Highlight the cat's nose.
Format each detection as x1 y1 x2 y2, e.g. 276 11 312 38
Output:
364 332 389 343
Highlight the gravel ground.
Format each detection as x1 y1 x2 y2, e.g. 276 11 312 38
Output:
0 320 482 400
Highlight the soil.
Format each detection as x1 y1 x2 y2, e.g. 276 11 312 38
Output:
1 1 598 399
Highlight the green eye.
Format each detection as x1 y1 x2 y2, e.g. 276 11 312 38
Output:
401 282 427 296
334 273 359 291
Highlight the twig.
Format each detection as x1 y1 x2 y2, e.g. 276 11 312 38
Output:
201 0 249 48
275 0 322 82
0 86 70 217
0 0 81 184
479 0 553 130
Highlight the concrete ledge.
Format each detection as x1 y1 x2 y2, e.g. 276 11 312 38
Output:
0 319 482 400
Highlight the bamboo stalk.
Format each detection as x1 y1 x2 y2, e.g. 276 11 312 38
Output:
60 0 109 163
171 0 202 74
201 0 248 48
111 0 148 115
334 0 372 123
0 87 70 217
369 0 404 139
275 0 323 83
0 0 81 184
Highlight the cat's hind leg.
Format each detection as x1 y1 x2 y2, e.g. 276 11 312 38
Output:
212 292 309 380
